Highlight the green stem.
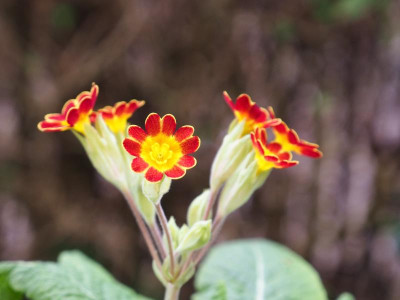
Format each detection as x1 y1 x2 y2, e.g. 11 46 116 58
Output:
156 202 176 275
164 283 180 300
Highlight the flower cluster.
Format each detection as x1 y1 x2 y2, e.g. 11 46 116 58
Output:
37 84 322 292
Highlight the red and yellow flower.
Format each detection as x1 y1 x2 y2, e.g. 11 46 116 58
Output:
267 107 323 158
123 113 200 182
251 128 298 171
223 91 281 134
38 83 99 134
91 100 145 133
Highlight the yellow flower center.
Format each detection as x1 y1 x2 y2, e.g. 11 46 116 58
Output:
141 134 182 172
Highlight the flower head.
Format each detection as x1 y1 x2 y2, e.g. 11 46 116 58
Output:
251 128 298 171
268 107 323 158
123 113 200 182
223 91 281 134
38 83 99 134
91 99 145 133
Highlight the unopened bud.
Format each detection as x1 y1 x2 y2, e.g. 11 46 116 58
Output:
217 152 270 217
176 220 212 254
210 121 252 191
187 189 211 227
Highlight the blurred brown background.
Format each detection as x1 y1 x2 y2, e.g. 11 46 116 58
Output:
1 0 400 299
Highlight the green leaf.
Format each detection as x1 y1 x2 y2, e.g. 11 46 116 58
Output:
0 251 151 300
0 263 23 300
193 239 327 300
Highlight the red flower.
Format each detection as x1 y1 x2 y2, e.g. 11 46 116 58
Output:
38 83 99 134
223 91 281 134
251 128 298 171
91 100 145 133
123 113 200 182
268 107 323 158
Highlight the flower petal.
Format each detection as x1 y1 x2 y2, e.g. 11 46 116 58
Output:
128 125 148 142
299 147 323 158
175 126 194 142
180 136 200 155
123 138 141 156
61 99 77 116
131 157 149 172
126 100 145 115
38 121 69 132
115 102 127 117
165 165 186 179
66 108 79 126
145 167 164 182
78 97 93 115
145 113 161 136
45 113 65 121
235 94 252 113
178 155 196 168
223 91 235 111
162 114 176 135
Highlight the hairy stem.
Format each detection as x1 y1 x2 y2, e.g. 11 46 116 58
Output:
156 203 176 276
164 283 180 300
149 222 166 259
122 190 163 271
203 189 217 220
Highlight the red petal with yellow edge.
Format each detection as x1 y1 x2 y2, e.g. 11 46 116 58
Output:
128 125 147 142
273 123 288 134
266 142 282 153
61 99 77 116
131 157 149 172
115 102 126 117
235 94 252 113
66 108 79 126
165 165 186 179
255 128 267 146
277 160 298 168
127 100 145 114
145 167 164 182
178 155 196 168
78 97 93 114
90 83 99 102
250 132 264 155
145 113 161 136
288 129 300 144
223 91 235 111
123 138 141 156
299 147 323 158
45 113 65 121
278 152 292 161
267 106 276 119
248 106 267 123
162 114 176 135
175 126 194 142
180 136 200 154
38 121 69 132
264 118 281 128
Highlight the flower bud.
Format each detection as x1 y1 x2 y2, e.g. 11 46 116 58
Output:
142 176 171 204
175 220 212 254
79 119 126 189
210 121 252 191
187 189 211 227
217 152 270 217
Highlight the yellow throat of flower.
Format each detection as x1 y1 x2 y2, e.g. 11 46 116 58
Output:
141 134 182 172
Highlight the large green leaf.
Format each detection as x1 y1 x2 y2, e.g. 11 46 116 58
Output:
0 263 23 300
193 239 327 300
0 251 151 300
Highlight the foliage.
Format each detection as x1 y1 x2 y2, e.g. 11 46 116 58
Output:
193 239 327 300
0 251 150 300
